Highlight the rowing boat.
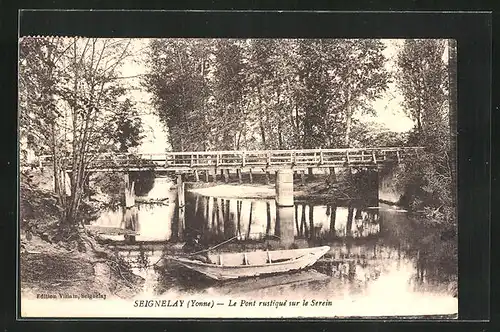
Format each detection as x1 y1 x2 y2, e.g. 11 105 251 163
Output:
170 246 330 281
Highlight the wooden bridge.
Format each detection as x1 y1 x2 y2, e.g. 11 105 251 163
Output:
37 147 423 172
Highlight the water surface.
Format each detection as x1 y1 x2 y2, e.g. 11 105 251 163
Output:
91 177 457 316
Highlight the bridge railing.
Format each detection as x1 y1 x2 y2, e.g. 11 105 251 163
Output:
36 147 423 170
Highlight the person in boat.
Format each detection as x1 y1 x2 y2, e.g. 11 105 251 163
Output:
182 233 212 264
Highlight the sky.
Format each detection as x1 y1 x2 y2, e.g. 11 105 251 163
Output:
118 39 448 154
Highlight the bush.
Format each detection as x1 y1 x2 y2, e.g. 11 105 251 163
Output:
91 172 123 196
394 149 455 224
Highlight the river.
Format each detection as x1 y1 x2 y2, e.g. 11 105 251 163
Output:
91 176 458 317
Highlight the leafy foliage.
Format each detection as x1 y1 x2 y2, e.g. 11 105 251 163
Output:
394 39 455 224
396 39 449 143
19 37 142 225
142 39 211 151
112 98 145 152
142 39 390 151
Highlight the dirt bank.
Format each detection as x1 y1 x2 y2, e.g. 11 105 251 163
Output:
20 235 143 299
189 184 276 199
187 176 361 204
20 168 144 299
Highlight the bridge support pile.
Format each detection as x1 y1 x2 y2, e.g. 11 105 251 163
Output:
177 174 185 240
275 169 295 248
124 173 135 208
275 169 294 207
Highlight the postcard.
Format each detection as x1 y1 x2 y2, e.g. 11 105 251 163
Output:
19 35 458 318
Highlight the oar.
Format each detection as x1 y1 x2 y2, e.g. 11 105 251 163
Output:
187 235 239 257
187 232 283 256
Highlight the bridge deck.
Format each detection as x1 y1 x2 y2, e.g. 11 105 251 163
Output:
37 147 422 172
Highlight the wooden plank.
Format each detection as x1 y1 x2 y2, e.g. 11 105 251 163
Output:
85 225 139 236
41 147 425 170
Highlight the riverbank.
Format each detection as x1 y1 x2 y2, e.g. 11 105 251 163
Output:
20 168 144 299
186 175 364 204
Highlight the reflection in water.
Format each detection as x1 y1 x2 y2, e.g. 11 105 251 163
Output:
183 194 382 243
91 177 457 313
95 203 175 242
122 206 139 243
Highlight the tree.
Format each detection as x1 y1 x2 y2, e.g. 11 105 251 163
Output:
19 37 57 156
112 98 145 152
395 39 454 224
19 37 137 227
142 38 211 152
143 38 390 152
211 39 246 150
396 39 448 144
328 39 389 147
448 39 457 214
242 38 297 150
295 39 335 149
19 37 73 197
292 39 389 148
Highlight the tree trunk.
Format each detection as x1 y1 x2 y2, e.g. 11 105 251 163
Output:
50 122 62 200
266 202 271 236
345 92 351 148
278 120 283 149
448 38 457 215
259 120 267 149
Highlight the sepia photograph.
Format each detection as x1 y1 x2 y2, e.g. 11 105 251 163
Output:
19 37 458 318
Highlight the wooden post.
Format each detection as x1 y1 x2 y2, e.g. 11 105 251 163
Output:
177 174 185 240
213 169 217 183
247 202 253 239
205 170 209 182
194 169 200 182
276 169 294 207
346 205 354 237
329 204 337 236
223 169 229 183
309 205 315 239
265 170 270 185
329 167 337 183
124 173 135 208
301 170 306 186
249 168 253 183
211 197 217 228
194 195 199 216
295 204 300 234
237 169 242 184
